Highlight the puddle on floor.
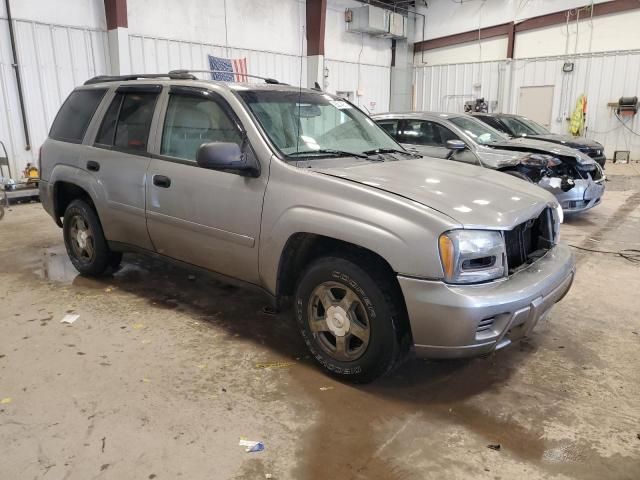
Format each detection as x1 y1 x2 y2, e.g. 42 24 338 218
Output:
35 246 148 289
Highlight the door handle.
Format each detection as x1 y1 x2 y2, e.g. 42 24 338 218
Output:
86 160 100 172
153 175 171 188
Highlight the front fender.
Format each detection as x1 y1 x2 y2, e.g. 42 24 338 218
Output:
258 163 459 295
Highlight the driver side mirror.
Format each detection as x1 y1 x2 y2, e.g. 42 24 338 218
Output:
445 139 466 159
196 142 260 177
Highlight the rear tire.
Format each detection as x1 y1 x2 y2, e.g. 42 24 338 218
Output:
63 199 118 276
295 255 408 383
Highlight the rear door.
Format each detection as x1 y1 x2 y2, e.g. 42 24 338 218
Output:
85 85 161 250
145 86 267 283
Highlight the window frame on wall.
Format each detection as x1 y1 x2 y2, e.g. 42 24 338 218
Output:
93 85 162 156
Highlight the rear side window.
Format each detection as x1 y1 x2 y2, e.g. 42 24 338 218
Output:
95 90 159 152
49 89 107 143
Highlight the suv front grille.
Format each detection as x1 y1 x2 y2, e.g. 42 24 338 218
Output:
504 209 554 272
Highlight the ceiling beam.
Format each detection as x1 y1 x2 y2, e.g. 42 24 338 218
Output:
306 0 327 56
104 0 128 30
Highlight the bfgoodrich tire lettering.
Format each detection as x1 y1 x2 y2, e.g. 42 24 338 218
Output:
295 256 407 383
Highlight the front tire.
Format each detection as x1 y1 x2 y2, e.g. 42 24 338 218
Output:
63 199 119 276
295 255 408 383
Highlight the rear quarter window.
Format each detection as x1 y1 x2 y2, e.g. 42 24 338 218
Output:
49 89 107 143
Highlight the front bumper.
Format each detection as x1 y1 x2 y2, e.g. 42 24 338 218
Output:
398 243 575 359
540 177 605 214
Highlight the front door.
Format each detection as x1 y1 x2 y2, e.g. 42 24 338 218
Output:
145 86 268 284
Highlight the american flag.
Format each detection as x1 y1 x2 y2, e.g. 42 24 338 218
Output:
207 55 248 82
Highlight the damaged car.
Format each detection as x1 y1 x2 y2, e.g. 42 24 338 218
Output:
471 112 606 169
373 112 605 214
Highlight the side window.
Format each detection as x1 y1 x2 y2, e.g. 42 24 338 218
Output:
401 120 449 147
49 89 107 143
376 120 399 138
434 124 459 144
95 90 159 152
161 93 242 161
95 93 122 145
481 116 510 135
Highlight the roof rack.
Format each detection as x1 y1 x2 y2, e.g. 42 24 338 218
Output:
168 69 284 85
84 72 197 85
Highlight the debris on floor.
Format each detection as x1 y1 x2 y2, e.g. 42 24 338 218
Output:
1 397 12 404
487 444 501 451
238 439 265 452
60 314 79 324
319 386 334 391
255 361 295 369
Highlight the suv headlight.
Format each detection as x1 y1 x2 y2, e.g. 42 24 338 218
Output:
438 230 506 284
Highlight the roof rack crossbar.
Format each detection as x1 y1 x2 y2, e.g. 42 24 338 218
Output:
168 69 283 85
84 72 197 85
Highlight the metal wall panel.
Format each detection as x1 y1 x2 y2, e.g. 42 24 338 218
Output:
0 18 109 177
414 61 503 113
414 51 640 160
324 58 391 114
128 34 308 87
507 51 640 160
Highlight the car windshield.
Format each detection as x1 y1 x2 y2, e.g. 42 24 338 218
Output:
236 90 400 158
501 116 550 136
449 116 507 145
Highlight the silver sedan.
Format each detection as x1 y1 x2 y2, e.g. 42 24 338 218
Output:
373 112 605 214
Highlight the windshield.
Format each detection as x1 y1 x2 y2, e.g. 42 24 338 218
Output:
237 90 400 158
501 116 550 136
449 116 507 145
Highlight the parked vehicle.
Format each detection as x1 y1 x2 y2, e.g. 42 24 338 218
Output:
471 112 606 168
374 112 605 214
40 73 575 382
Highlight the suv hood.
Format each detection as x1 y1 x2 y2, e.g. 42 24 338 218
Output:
315 157 555 229
490 137 596 165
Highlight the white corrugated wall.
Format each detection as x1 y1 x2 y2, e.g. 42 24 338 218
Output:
0 17 109 177
413 51 640 160
128 34 308 88
324 58 390 115
127 34 392 116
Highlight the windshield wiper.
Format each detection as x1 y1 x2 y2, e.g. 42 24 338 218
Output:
362 148 421 158
288 149 368 159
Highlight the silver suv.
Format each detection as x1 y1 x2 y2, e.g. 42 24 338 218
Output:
40 72 575 382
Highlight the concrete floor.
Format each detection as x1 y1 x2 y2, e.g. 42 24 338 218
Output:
1 163 640 480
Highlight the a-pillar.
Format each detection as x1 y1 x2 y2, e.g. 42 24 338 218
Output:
306 0 326 89
104 0 130 75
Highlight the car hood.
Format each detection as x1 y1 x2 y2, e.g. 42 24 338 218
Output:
523 133 602 150
315 157 555 229
490 137 596 165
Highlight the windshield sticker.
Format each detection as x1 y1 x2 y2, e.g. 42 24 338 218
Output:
329 100 352 110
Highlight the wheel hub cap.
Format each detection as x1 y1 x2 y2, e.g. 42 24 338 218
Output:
325 305 350 337
77 230 88 249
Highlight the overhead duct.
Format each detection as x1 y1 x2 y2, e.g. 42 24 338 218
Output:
346 5 406 39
